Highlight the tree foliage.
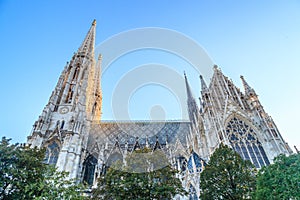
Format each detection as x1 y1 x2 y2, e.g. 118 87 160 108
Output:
92 148 186 200
254 153 300 200
0 137 86 200
200 144 256 200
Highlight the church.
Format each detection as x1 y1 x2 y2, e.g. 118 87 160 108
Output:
27 20 292 199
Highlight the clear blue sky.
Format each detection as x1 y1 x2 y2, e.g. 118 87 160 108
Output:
0 1 299 151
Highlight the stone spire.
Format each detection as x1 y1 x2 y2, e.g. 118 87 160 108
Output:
184 72 194 102
184 72 199 123
240 75 256 96
27 20 100 179
78 19 96 58
199 75 208 93
30 19 99 135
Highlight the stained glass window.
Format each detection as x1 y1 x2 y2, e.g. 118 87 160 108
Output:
177 156 187 172
44 141 59 165
226 117 270 168
187 152 204 173
189 184 198 200
83 155 98 186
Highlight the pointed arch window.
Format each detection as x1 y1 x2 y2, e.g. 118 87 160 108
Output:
60 120 65 129
65 84 75 103
72 65 80 81
176 156 187 172
44 141 60 165
83 155 98 186
92 102 97 115
226 117 270 168
189 184 198 200
187 152 205 173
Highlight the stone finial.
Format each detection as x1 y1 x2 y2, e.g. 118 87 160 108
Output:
97 54 102 60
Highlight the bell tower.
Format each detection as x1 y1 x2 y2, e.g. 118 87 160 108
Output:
27 20 102 179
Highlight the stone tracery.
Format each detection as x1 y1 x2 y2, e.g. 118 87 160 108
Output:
44 141 60 165
226 116 270 168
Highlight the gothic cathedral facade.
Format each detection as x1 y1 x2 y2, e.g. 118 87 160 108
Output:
27 20 292 199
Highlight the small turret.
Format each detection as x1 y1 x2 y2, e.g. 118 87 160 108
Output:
200 75 208 94
91 54 103 121
240 75 260 109
199 74 212 110
240 75 256 97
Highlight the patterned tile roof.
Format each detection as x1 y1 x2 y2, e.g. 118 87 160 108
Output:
87 120 191 152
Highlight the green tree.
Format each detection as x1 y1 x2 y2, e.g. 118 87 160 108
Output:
0 137 86 200
92 148 187 200
200 144 256 200
254 153 300 200
33 166 86 200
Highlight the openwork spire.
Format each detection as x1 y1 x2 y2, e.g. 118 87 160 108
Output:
184 72 195 102
78 19 96 57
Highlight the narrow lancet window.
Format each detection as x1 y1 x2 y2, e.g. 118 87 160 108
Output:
189 184 198 200
44 141 60 165
83 155 98 186
72 66 80 81
65 85 75 103
60 120 65 129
